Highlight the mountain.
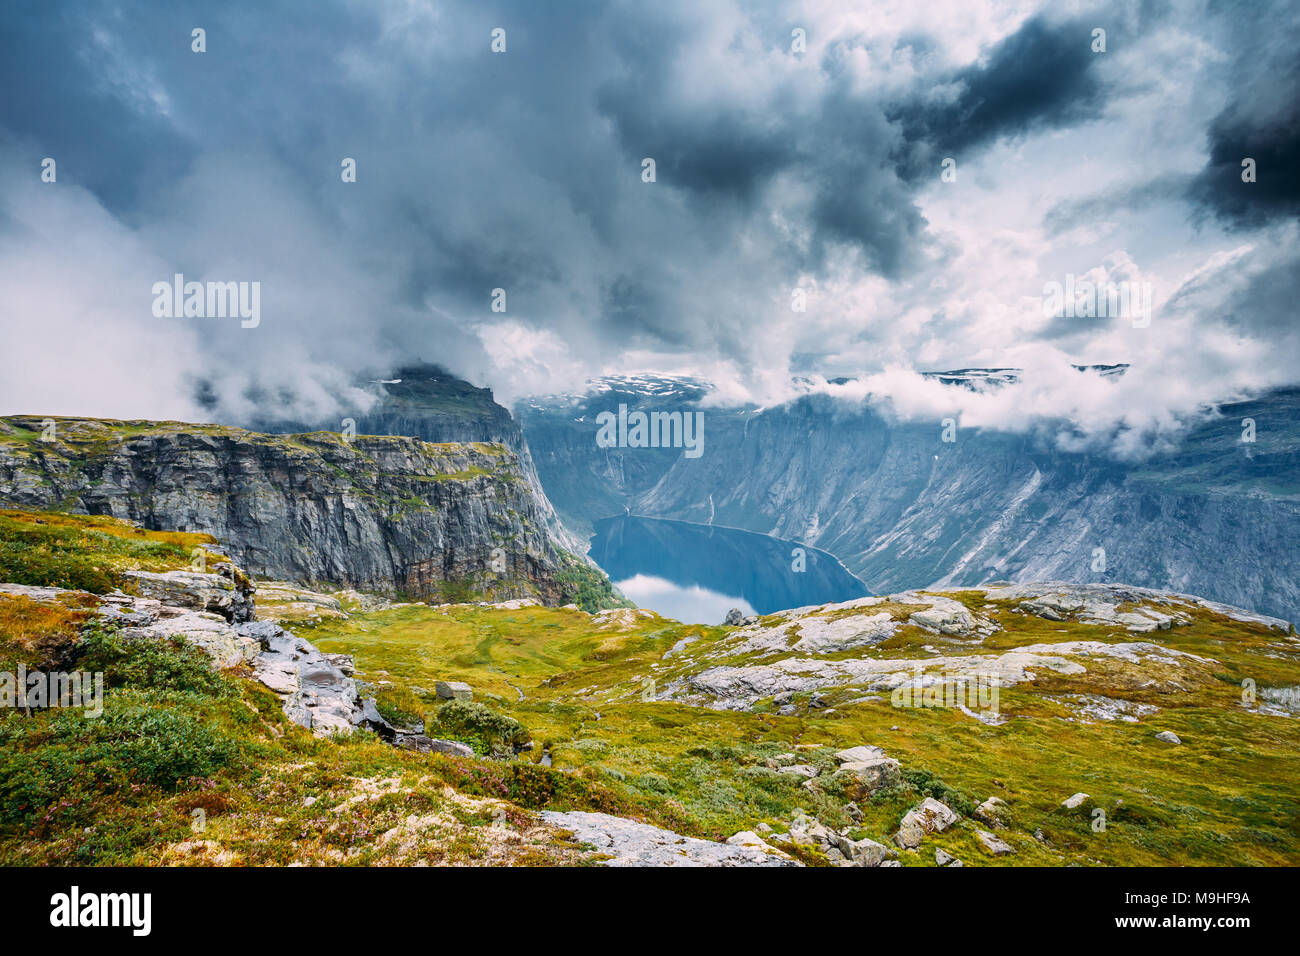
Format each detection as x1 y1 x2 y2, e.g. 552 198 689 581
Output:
517 374 1300 624
0 415 613 607
249 364 582 554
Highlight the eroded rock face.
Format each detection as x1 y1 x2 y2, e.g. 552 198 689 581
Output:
122 565 254 624
0 419 580 605
541 810 799 867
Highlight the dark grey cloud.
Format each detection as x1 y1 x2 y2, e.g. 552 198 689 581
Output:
0 0 1297 430
888 14 1109 181
1187 0 1300 227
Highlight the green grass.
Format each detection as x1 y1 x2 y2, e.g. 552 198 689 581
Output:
2 503 1298 867
306 598 1300 863
0 509 225 593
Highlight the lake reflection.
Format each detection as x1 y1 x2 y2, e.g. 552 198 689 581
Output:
590 515 869 623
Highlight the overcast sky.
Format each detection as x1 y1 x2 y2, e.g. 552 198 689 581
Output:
1 0 1296 454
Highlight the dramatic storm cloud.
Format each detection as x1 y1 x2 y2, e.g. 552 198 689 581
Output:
0 0 1296 448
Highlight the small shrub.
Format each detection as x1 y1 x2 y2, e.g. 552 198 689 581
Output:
0 694 240 831
73 627 234 698
900 768 976 817
430 699 531 756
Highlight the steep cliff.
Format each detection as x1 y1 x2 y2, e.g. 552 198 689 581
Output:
249 364 583 554
0 415 608 606
518 377 1300 624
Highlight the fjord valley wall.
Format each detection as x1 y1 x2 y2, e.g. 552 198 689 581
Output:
247 363 582 555
520 380 1300 625
0 415 607 607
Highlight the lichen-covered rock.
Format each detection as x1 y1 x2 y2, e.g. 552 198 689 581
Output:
975 829 1015 855
832 834 895 867
541 810 798 866
975 796 1008 829
122 565 254 624
895 797 958 849
830 745 902 798
435 680 473 701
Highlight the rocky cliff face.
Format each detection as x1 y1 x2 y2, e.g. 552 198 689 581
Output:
0 416 581 604
249 364 583 554
518 377 1300 624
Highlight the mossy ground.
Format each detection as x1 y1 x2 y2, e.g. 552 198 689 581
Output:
0 508 227 594
305 596 1300 866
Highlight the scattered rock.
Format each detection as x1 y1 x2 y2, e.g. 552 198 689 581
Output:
834 745 885 764
834 835 894 867
1062 792 1091 809
1155 730 1182 744
543 811 798 866
435 680 473 701
833 753 901 799
777 764 818 779
935 848 957 866
975 829 1014 855
975 796 1008 829
724 607 745 626
895 797 958 849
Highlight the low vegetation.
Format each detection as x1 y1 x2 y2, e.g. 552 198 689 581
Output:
1 508 1298 867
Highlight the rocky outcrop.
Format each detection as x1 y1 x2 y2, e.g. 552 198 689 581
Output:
122 564 254 624
540 810 798 866
658 583 1291 712
895 797 958 849
0 416 589 605
0 578 393 738
250 364 585 556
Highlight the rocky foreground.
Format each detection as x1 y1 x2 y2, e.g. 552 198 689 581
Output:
659 582 1293 713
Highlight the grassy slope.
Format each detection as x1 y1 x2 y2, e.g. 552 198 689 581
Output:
306 596 1300 866
1 509 1298 866
0 512 654 864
